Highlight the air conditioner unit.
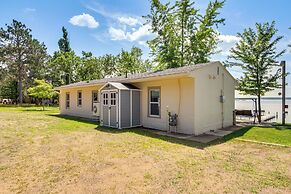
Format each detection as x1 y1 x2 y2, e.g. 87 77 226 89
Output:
92 102 100 116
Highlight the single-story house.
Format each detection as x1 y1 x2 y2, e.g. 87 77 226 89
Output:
55 61 236 135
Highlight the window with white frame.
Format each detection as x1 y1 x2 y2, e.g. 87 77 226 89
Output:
66 93 70 109
103 93 108 105
148 87 160 117
92 91 98 103
92 91 98 111
110 92 116 106
77 91 82 107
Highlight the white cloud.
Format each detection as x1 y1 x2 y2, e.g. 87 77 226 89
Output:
138 41 148 47
127 24 152 41
86 3 116 19
212 34 241 57
109 27 127 40
118 16 139 26
218 34 240 43
108 24 152 42
69 13 99 28
86 2 153 44
24 8 36 12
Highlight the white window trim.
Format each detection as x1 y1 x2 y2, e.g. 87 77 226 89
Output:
148 87 161 118
65 92 70 109
77 91 82 107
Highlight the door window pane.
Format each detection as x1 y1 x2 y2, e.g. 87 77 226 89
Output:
103 93 108 105
110 92 116 106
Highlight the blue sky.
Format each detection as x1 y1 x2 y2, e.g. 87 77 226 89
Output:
1 0 291 81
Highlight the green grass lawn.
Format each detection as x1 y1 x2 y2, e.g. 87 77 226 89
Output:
224 125 291 147
240 126 291 146
0 106 290 194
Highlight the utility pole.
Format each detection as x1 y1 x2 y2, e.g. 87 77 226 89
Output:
281 61 286 125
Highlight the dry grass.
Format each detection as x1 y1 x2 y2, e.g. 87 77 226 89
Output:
0 107 290 194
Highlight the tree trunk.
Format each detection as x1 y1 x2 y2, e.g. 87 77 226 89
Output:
18 79 23 105
42 98 45 111
257 94 261 123
180 4 185 67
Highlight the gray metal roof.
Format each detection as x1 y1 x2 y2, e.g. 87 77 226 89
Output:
55 61 221 89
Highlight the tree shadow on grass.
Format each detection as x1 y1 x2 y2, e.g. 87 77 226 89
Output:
97 126 207 149
96 125 254 149
22 109 52 112
48 114 253 149
48 114 98 125
220 126 253 142
269 124 291 130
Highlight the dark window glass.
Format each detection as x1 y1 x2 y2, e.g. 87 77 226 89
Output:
66 93 70 108
110 92 116 105
66 93 70 101
150 104 159 116
149 88 160 117
103 93 108 105
92 92 98 102
77 92 82 106
150 90 159 102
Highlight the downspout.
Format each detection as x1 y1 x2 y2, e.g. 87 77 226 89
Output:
178 78 181 115
177 78 181 131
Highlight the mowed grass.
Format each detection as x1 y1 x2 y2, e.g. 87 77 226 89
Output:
0 106 291 194
232 126 291 146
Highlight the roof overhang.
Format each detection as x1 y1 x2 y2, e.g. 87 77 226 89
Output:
55 73 192 90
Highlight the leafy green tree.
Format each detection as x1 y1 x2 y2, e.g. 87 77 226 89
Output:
146 0 225 69
77 51 103 80
0 67 18 101
58 27 71 52
116 47 148 76
0 20 47 104
48 27 80 86
27 79 57 110
99 54 117 78
27 39 49 86
49 51 81 86
228 22 285 123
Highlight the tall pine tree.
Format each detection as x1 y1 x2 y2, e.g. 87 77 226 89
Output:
58 27 71 52
0 20 47 104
